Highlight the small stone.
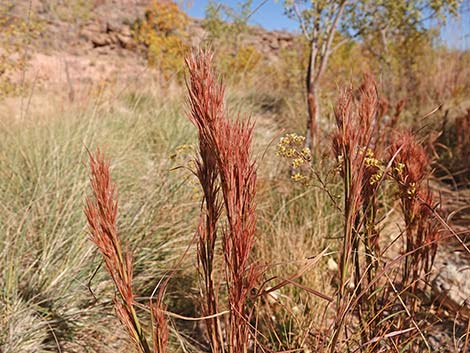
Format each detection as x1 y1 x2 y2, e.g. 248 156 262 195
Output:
327 257 338 272
432 251 470 317
266 287 280 305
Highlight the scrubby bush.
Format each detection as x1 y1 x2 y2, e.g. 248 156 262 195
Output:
136 0 189 80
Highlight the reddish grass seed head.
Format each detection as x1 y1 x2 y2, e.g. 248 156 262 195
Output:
390 131 429 186
186 50 259 353
84 150 133 303
185 50 225 351
85 150 160 353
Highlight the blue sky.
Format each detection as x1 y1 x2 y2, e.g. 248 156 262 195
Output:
184 0 470 49
185 0 298 31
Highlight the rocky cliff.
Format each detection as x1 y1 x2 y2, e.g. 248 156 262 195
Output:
2 0 297 93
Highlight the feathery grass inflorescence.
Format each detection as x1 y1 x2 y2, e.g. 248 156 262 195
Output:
151 290 169 353
186 50 225 352
328 80 442 351
389 132 440 296
186 50 260 353
330 76 385 350
217 117 259 353
84 149 168 353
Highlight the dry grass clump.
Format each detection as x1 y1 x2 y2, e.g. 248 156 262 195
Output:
329 77 384 350
0 86 200 352
80 52 450 353
273 75 449 352
329 78 446 352
186 50 261 353
83 50 261 353
0 299 49 353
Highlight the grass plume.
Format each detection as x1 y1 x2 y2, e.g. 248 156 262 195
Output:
84 149 168 353
186 50 260 353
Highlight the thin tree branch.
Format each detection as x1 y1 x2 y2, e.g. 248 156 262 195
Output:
292 0 311 40
315 0 348 83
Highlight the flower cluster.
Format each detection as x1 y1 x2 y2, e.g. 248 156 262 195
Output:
276 133 312 183
363 148 384 185
363 148 380 168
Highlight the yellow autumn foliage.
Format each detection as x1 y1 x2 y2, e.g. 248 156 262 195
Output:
0 1 41 97
136 0 189 80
